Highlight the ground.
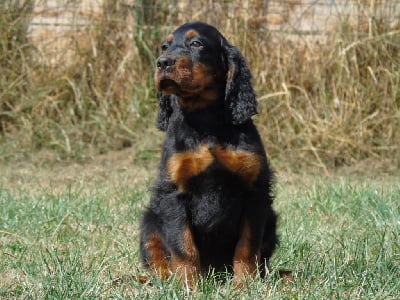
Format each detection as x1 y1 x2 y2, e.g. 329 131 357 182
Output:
0 149 157 194
1 148 398 193
1 149 399 298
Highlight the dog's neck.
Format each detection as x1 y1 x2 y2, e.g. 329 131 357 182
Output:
181 103 226 133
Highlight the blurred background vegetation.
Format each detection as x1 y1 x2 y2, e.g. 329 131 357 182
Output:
0 0 399 173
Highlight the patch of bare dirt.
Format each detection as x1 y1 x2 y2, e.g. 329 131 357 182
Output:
0 148 158 194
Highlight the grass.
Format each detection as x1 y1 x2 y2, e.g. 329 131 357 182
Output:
0 2 399 297
1 2 399 298
1 179 399 299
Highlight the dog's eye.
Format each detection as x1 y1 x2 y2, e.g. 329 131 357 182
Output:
190 41 203 48
161 44 169 52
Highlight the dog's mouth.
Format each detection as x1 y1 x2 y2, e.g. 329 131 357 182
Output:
159 78 178 89
157 78 179 95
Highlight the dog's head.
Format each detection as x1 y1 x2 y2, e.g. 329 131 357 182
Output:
155 22 257 131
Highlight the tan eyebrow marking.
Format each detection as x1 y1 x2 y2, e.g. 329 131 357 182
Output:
185 29 198 39
166 34 174 43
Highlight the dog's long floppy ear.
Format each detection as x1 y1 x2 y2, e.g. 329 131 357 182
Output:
156 93 173 131
222 42 258 125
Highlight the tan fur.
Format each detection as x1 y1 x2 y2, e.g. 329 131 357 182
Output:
213 146 262 184
233 220 259 284
185 29 198 39
167 145 214 192
145 234 169 278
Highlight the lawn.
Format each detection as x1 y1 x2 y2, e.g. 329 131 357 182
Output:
1 176 399 299
1 2 399 299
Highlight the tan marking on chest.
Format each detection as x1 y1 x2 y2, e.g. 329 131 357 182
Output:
213 146 262 184
167 145 214 192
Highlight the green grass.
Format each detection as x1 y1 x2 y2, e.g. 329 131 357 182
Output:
1 1 400 170
1 180 399 299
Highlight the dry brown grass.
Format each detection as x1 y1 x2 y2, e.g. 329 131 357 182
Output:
0 0 399 173
253 22 400 172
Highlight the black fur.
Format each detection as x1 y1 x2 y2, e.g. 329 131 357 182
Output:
223 44 258 125
140 21 278 283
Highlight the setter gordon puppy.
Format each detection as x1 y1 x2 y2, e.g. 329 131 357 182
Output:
139 21 278 287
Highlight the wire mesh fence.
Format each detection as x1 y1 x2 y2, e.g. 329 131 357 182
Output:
26 0 400 66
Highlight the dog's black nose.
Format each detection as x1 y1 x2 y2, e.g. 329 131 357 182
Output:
157 56 176 70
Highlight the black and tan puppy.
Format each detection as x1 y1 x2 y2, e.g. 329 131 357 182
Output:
139 21 278 287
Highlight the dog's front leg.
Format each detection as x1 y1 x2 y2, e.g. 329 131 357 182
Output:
170 225 200 289
232 218 261 286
